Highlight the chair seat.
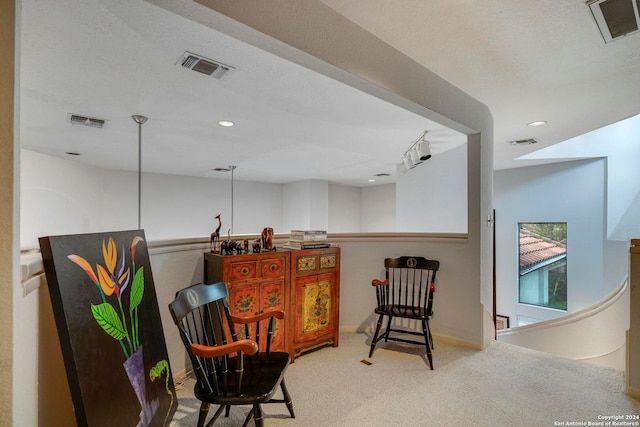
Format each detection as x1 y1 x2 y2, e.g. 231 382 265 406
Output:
195 352 291 405
375 305 432 320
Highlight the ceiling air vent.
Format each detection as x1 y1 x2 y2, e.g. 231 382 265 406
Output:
509 138 538 146
176 52 233 79
587 0 640 43
67 113 107 128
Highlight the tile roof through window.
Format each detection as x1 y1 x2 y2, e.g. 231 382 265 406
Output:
519 228 567 272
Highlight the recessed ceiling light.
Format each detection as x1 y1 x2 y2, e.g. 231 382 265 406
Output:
368 179 376 182
527 121 547 127
218 120 234 127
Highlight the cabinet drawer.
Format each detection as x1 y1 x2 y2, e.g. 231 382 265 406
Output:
228 261 257 281
294 255 317 273
319 253 337 270
261 256 286 277
293 252 338 274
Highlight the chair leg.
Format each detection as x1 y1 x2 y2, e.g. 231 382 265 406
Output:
253 404 264 427
197 402 210 427
369 314 384 357
280 379 296 418
427 323 434 350
206 405 226 427
241 408 255 427
383 315 393 342
422 319 434 370
423 319 433 350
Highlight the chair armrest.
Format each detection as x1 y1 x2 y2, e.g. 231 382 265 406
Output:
371 279 389 287
190 339 259 358
231 310 285 324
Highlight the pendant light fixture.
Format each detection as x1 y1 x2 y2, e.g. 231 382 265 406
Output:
132 115 148 230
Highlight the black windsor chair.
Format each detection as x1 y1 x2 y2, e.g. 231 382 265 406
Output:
368 256 440 369
169 282 295 427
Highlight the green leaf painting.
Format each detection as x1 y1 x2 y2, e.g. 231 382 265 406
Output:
91 303 127 341
130 267 144 311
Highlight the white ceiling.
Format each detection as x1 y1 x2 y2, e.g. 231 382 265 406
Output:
19 0 640 187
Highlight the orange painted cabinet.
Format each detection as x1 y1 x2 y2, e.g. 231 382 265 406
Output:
204 247 340 360
290 247 340 358
204 251 291 357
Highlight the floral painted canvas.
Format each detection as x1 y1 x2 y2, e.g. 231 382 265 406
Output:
39 230 177 427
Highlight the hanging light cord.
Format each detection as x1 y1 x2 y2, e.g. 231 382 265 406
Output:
132 115 148 230
230 165 236 234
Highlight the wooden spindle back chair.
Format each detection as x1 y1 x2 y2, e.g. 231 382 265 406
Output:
368 256 440 369
169 282 295 427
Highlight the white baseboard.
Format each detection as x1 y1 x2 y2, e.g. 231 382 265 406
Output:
627 386 640 400
172 367 192 383
432 332 482 350
338 326 481 350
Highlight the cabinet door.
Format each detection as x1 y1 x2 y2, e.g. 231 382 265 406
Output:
259 280 287 351
294 273 335 343
227 283 259 349
228 280 287 352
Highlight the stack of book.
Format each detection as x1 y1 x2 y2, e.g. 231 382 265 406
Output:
282 230 330 250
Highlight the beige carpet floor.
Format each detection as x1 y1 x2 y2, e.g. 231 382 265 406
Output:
169 332 640 427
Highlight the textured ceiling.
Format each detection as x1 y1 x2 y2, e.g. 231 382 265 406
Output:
18 0 640 186
319 0 640 170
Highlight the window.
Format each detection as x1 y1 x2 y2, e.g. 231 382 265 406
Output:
518 223 567 310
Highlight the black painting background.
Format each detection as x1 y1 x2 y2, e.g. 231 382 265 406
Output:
40 230 177 427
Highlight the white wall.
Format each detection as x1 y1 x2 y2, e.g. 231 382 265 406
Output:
20 150 284 248
604 239 630 294
396 143 467 233
309 180 328 230
21 150 105 249
361 184 395 232
327 147 469 236
604 115 640 239
494 159 625 325
282 179 329 232
328 184 361 232
132 172 283 239
519 113 640 240
283 180 311 232
22 150 469 247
